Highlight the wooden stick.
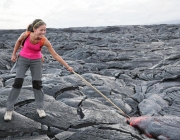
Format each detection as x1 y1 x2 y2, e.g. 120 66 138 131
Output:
73 71 130 119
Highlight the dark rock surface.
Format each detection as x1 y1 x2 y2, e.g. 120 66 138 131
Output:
0 24 180 139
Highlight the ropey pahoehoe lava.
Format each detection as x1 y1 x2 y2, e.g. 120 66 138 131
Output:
0 24 180 140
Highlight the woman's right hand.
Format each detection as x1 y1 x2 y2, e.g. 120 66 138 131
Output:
67 66 74 72
11 54 17 62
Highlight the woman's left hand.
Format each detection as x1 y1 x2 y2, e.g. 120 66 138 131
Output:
67 66 74 72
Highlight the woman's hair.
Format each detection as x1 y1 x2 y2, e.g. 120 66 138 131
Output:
27 19 46 32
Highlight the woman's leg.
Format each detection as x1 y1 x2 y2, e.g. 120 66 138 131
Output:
30 58 44 110
6 56 29 111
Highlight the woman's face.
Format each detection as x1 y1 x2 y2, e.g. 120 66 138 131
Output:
34 24 46 38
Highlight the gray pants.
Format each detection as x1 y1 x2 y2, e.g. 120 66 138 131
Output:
6 56 44 111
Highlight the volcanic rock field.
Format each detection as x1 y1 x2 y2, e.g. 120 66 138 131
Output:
0 24 180 140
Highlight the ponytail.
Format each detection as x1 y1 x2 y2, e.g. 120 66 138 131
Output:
27 24 34 32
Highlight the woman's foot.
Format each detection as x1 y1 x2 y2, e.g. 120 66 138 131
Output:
4 111 13 121
37 109 46 118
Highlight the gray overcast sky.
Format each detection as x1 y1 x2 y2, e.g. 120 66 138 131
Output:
0 0 180 29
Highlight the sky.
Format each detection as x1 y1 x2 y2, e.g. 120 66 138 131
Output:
0 0 180 29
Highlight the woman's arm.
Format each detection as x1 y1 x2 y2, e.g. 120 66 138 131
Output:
11 32 26 62
44 38 73 72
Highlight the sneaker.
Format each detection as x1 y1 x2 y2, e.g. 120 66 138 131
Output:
37 109 46 118
4 111 13 121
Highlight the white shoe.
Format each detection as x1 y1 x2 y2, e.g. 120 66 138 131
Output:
37 109 46 118
4 111 13 121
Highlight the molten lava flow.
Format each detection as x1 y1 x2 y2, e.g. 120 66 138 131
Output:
127 116 153 138
127 116 148 126
126 116 177 140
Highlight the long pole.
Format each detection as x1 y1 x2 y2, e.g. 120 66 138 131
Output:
73 71 130 119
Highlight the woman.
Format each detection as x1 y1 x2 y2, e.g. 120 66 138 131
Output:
4 19 73 121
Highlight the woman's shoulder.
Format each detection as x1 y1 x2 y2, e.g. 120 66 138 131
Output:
42 36 52 47
42 35 47 39
20 31 30 39
42 36 48 43
17 31 28 42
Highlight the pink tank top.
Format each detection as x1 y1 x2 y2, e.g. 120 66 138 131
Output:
20 35 42 59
